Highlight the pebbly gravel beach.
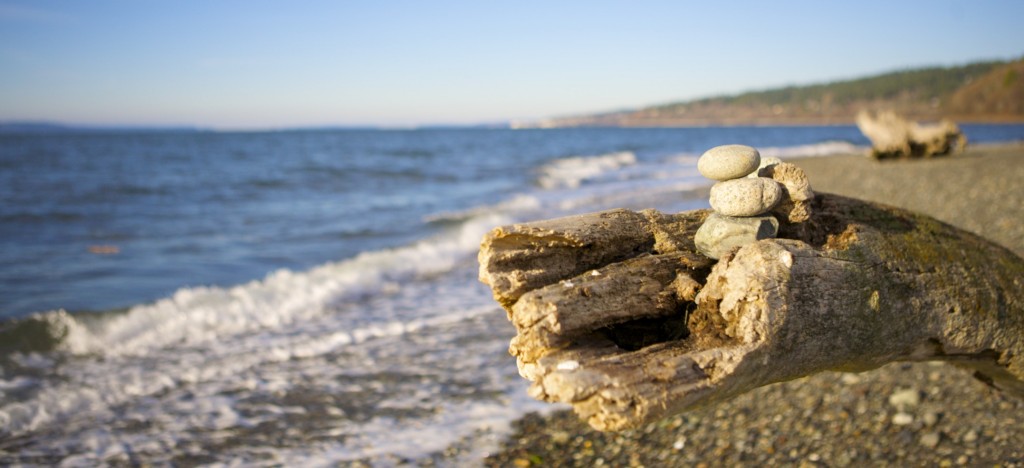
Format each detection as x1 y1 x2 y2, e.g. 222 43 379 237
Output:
482 142 1024 467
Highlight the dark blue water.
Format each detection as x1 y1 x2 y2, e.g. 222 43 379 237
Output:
0 125 897 318
3 125 1023 318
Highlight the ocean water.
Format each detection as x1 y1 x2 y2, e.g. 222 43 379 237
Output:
1 125 1022 465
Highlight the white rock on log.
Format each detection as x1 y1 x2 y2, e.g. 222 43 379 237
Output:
709 178 784 217
698 145 760 181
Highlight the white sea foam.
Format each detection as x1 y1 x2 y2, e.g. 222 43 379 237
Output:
0 300 510 436
0 210 524 461
537 151 636 189
427 154 706 227
55 212 512 357
0 201 548 468
441 146 728 228
423 194 542 224
258 388 560 467
759 140 865 159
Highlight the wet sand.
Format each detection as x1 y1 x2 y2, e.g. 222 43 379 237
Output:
483 143 1024 467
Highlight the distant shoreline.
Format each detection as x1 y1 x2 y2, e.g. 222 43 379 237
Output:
516 58 1024 130
512 116 1024 129
6 120 1024 135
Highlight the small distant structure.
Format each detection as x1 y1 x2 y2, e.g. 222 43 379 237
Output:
88 245 120 255
855 110 966 160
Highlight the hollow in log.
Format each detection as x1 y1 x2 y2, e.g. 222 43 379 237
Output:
478 193 1024 431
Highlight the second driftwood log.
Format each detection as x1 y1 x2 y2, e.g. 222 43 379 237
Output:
478 193 1024 431
856 110 967 159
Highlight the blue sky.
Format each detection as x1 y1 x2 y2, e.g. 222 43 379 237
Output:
1 1 1022 129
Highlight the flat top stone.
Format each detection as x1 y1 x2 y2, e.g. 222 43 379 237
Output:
698 145 761 181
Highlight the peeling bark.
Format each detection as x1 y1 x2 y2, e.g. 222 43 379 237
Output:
478 193 1024 431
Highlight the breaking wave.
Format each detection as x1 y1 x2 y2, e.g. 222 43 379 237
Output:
536 151 637 189
759 140 865 158
4 212 512 359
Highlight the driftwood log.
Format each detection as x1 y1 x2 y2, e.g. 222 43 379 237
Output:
856 110 967 159
478 193 1024 431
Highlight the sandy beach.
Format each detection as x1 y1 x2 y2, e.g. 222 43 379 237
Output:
484 143 1024 467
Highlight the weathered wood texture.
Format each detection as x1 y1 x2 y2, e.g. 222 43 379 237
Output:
479 194 1024 431
856 110 967 159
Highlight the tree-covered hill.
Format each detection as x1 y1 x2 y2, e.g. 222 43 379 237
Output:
525 58 1024 127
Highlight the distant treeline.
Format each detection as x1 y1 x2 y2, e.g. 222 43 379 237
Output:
531 58 1024 127
679 61 1002 109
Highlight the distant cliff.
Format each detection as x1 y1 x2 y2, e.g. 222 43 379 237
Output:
519 58 1024 128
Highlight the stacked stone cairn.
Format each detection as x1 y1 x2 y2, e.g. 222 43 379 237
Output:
694 144 815 259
